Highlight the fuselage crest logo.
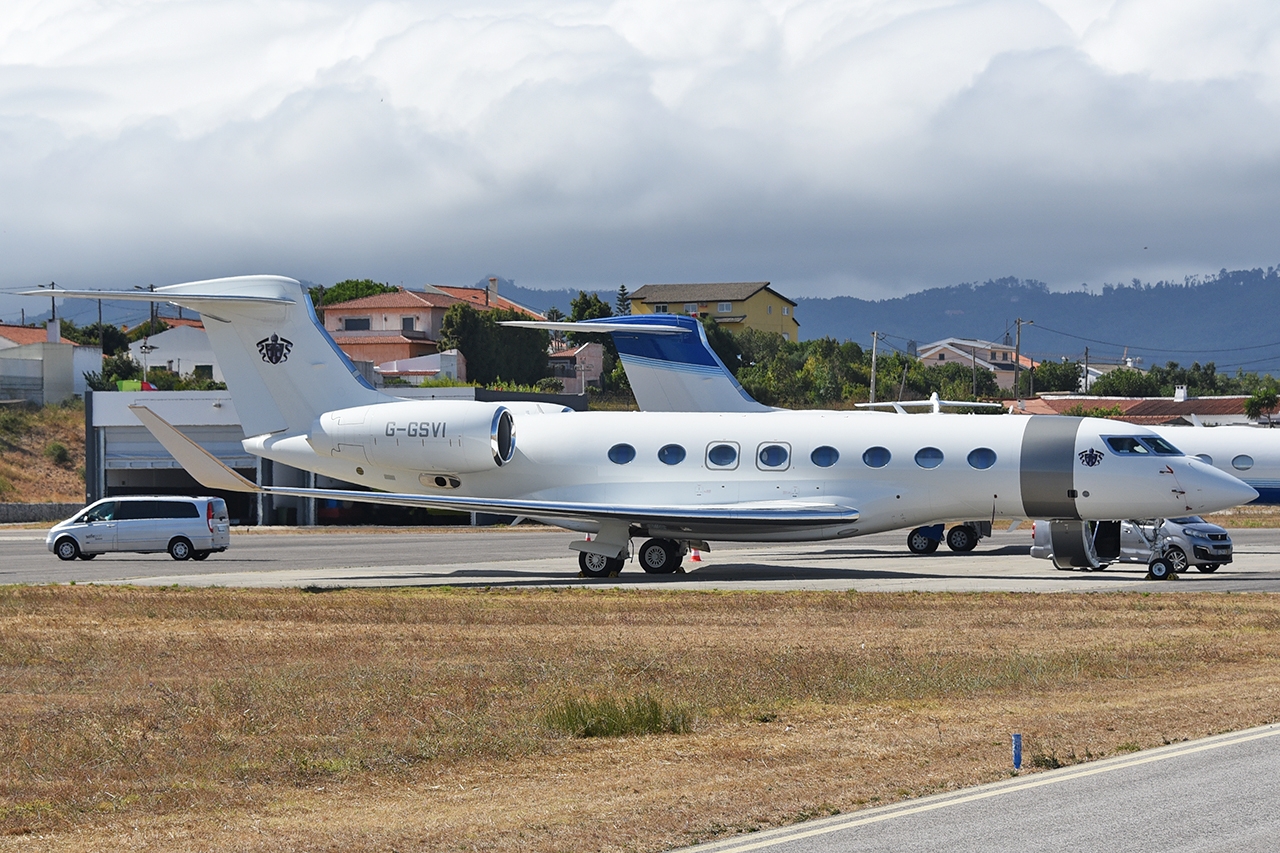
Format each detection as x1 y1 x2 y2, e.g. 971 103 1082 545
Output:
1078 448 1105 467
256 334 293 365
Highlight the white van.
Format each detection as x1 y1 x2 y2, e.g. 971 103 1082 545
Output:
47 496 231 561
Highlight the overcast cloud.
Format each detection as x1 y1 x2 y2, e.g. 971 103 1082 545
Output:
2 0 1279 314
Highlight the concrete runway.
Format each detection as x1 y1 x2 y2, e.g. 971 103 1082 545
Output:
678 724 1280 853
4 524 1280 591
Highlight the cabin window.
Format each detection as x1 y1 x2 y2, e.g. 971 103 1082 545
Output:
967 448 997 470
914 447 944 469
862 446 891 468
658 444 687 465
757 443 790 469
343 317 371 331
810 446 839 467
1233 454 1254 471
706 443 739 468
1195 454 1213 466
608 444 636 465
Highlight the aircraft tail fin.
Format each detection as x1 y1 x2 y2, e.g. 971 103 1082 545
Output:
504 315 768 412
40 276 388 436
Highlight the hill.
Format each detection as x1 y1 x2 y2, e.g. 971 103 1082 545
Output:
0 402 86 503
794 268 1280 373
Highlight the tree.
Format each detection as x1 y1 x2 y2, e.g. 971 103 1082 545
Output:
308 279 398 307
615 285 631 315
60 319 130 355
439 303 549 386
1029 359 1083 393
126 318 169 342
1245 384 1279 427
700 317 742 375
1087 368 1163 397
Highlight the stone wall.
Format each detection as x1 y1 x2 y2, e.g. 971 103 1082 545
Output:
0 503 83 523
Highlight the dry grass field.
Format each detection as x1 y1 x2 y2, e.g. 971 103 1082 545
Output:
0 402 85 503
2 586 1280 852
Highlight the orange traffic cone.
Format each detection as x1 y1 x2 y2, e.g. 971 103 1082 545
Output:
689 547 702 562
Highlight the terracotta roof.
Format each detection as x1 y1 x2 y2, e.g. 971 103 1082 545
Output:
159 316 205 330
0 324 73 345
325 287 464 312
631 282 791 305
1008 395 1248 421
434 286 545 319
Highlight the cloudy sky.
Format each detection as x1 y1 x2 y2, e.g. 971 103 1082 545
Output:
2 0 1278 317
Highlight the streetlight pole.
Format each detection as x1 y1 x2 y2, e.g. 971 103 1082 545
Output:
869 331 879 404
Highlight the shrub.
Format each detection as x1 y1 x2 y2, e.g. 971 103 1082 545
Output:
44 441 71 466
541 693 695 738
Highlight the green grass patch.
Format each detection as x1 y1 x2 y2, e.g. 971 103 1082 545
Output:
542 693 695 738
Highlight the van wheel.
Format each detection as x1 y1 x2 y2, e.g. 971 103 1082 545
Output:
54 537 80 561
1196 564 1220 573
78 553 97 561
168 537 193 561
192 550 210 561
1165 546 1189 573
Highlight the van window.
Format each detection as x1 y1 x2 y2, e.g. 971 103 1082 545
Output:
82 501 117 522
116 500 199 520
212 499 228 518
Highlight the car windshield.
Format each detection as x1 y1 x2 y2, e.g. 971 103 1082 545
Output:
80 502 116 522
1168 516 1205 524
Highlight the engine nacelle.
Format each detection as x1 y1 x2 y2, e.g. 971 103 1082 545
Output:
308 400 515 474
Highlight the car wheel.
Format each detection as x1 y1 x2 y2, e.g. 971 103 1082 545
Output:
54 537 80 561
168 537 193 561
945 526 976 552
1147 558 1173 580
191 551 210 561
1165 547 1189 573
907 528 940 554
1196 564 1220 573
78 553 97 561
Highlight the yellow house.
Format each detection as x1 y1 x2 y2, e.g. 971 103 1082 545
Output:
628 282 799 341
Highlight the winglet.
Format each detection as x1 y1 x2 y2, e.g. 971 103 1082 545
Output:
128 405 261 493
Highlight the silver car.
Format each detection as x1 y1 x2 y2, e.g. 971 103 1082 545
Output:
1030 516 1232 573
47 496 231 561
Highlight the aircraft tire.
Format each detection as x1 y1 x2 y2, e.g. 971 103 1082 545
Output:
579 551 622 578
638 538 681 574
1196 564 1220 573
907 528 940 554
1147 558 1174 580
945 526 977 552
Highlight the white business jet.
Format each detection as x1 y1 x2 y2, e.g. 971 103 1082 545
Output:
39 276 1256 577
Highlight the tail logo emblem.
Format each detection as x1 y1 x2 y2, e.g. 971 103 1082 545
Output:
256 334 294 365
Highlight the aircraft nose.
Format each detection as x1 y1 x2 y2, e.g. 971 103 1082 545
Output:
1184 460 1258 513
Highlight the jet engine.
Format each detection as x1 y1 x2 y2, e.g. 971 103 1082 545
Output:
1047 520 1121 570
308 400 515 475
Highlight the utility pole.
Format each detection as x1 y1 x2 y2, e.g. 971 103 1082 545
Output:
98 299 104 353
970 345 977 398
869 331 879 404
1083 346 1090 393
1014 318 1033 407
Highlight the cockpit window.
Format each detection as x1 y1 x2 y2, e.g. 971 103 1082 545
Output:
1106 435 1183 456
1140 436 1182 455
1105 437 1150 455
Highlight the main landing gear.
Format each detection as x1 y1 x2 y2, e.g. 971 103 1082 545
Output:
907 523 987 554
577 538 692 578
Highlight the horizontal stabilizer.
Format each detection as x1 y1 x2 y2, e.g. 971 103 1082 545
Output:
129 406 260 492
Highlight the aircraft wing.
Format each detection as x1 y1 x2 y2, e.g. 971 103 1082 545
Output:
130 405 857 531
